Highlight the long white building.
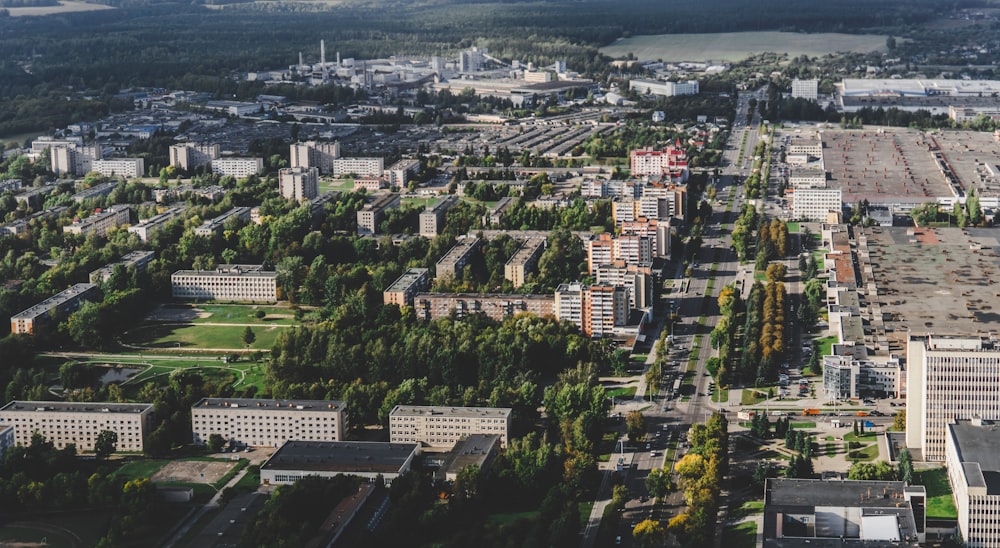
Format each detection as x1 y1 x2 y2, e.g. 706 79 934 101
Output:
10 283 99 335
792 188 842 222
210 158 263 178
946 420 1000 548
126 206 185 242
389 405 511 450
91 158 145 178
63 206 132 238
907 336 1000 462
191 398 347 448
0 401 154 452
171 264 278 302
629 79 699 97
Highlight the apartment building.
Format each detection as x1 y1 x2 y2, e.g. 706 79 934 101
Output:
0 206 67 239
0 401 154 452
628 79 699 98
356 193 400 236
614 234 653 265
587 233 614 274
169 142 220 172
90 250 155 284
51 145 101 176
389 405 511 450
588 284 628 337
191 398 347 448
63 207 132 238
383 268 430 307
822 354 902 400
91 158 145 178
127 206 185 242
171 264 278 302
504 238 545 288
0 424 12 462
435 238 481 280
907 336 1000 462
484 196 516 226
15 186 55 209
946 420 1000 548
72 181 119 203
211 158 263 178
260 440 418 486
554 282 585 329
193 206 251 237
793 188 843 222
419 195 459 238
384 159 421 187
278 166 319 201
629 144 689 180
331 157 384 178
290 141 342 173
413 292 554 322
595 261 652 310
10 283 99 335
621 217 671 258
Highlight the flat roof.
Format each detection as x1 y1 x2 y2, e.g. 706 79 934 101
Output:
390 405 511 419
864 227 1000 349
0 401 152 414
385 268 429 293
416 292 554 302
261 441 417 474
444 434 500 474
193 398 345 413
11 283 97 320
766 478 908 508
506 238 545 266
436 238 480 267
949 422 1000 494
172 264 276 279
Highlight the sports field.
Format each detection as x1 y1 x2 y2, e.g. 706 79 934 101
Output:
126 323 284 351
600 32 891 62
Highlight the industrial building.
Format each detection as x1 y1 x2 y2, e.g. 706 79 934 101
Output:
0 401 154 452
389 405 511 450
191 398 347 448
260 440 418 486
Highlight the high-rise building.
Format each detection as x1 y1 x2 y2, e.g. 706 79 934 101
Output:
906 336 1000 462
418 195 459 238
169 143 220 172
50 145 100 176
504 238 545 288
946 420 1000 547
278 167 319 201
588 284 627 337
630 143 689 180
356 193 400 236
791 79 820 101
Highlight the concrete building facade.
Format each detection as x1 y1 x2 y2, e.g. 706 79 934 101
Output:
413 292 554 322
90 250 155 284
171 264 278 302
63 207 132 238
383 268 430 308
211 158 263 178
389 405 511 449
356 193 401 236
193 206 251 237
793 188 843 221
191 398 347 448
91 158 144 178
419 195 459 238
0 401 153 452
10 283 99 335
946 420 1000 548
278 166 319 201
504 238 545 288
260 440 417 486
435 238 481 281
169 143 220 172
791 79 820 101
127 206 185 242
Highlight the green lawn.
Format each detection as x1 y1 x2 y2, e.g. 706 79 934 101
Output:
114 459 170 481
741 389 767 405
318 178 356 194
843 432 878 443
729 500 764 520
607 386 637 399
785 222 800 233
127 323 284 351
598 431 620 461
712 387 730 403
62 354 268 395
847 443 879 461
720 520 757 548
579 502 594 528
790 422 816 429
815 336 837 357
914 468 958 519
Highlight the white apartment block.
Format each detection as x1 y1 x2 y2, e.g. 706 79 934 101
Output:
127 206 185 242
191 398 347 448
613 234 653 265
384 159 421 187
211 158 263 178
91 158 144 178
907 336 1000 462
555 282 585 329
0 424 12 462
791 79 820 101
63 206 132 238
595 262 651 310
331 157 384 178
51 145 100 176
171 264 278 302
946 420 1000 548
169 142 220 172
793 188 842 221
629 79 699 97
278 166 319 201
0 401 153 452
389 405 511 450
418 195 458 238
822 354 902 400
290 141 342 173
10 283 99 335
587 234 614 274
589 284 628 337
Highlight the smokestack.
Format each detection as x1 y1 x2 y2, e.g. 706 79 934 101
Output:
299 52 303 66
321 40 326 66
336 51 341 66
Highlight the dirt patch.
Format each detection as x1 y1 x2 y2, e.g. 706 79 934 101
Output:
145 304 210 323
152 460 235 484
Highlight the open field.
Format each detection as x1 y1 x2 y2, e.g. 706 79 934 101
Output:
126 323 283 351
4 0 113 16
721 520 757 548
600 32 890 62
147 303 299 326
52 354 268 393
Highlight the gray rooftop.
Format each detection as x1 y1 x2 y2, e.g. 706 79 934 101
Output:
172 264 276 279
10 283 97 320
0 401 152 414
766 479 909 508
949 422 1000 494
390 405 511 419
261 441 417 474
384 268 429 293
193 398 345 413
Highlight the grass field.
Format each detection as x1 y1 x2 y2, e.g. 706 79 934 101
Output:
721 520 756 548
741 389 767 406
114 459 170 481
607 386 637 400
730 500 764 520
192 304 298 326
318 178 356 194
127 323 283 351
914 468 958 519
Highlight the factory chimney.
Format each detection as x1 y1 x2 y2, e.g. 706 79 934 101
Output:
321 40 326 66
336 51 341 66
299 52 303 66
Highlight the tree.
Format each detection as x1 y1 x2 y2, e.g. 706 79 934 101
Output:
65 301 104 348
645 467 673 500
208 433 226 453
898 447 914 484
626 410 646 443
95 430 118 460
893 409 906 431
633 519 667 548
241 326 256 348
